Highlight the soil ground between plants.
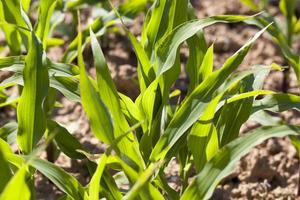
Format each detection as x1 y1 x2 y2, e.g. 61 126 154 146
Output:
1 0 300 199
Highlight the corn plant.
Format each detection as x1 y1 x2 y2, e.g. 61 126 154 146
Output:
240 0 300 88
1 0 300 200
0 0 149 161
241 1 300 192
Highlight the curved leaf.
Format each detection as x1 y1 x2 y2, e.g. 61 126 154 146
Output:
155 15 256 76
0 167 30 200
78 22 114 145
89 154 108 200
17 32 49 154
35 0 57 48
30 158 87 200
90 29 144 168
181 125 300 200
48 120 85 159
150 26 268 161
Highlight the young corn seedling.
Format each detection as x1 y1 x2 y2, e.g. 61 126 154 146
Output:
0 0 150 196
240 0 300 195
1 0 300 200
0 0 149 160
240 0 300 89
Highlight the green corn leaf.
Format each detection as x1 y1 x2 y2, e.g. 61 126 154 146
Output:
198 44 214 82
0 122 17 146
22 0 31 12
252 93 300 113
63 17 103 63
0 122 18 141
188 93 224 171
30 158 87 200
155 15 255 76
154 0 189 71
150 26 268 161
0 0 28 28
0 2 21 54
35 0 57 48
100 170 123 199
123 161 162 200
0 0 32 54
126 30 153 93
141 16 262 159
227 90 275 104
0 141 24 169
50 76 80 102
0 27 21 54
155 172 180 200
17 32 49 154
0 144 12 193
78 21 114 145
181 125 300 200
57 195 73 200
250 110 283 126
20 4 32 31
0 56 24 69
215 64 274 100
218 98 253 147
89 154 108 200
0 167 30 200
47 37 65 47
217 88 273 146
149 0 188 107
279 0 297 18
216 65 272 146
49 62 79 76
0 0 31 51
144 0 188 111
119 0 148 17
0 79 19 90
279 0 297 45
249 17 300 84
0 63 80 103
240 0 259 11
0 59 78 77
0 57 80 102
0 97 19 109
188 70 271 169
214 80 274 143
141 0 188 56
141 0 168 56
63 12 117 63
90 29 145 168
119 93 144 126
90 28 163 199
3 154 24 171
0 139 13 154
48 120 86 159
0 90 6 103
140 79 161 133
110 2 152 94
107 155 164 200
186 32 207 94
0 73 80 102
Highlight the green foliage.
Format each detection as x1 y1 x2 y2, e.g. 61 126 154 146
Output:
0 167 31 200
0 0 300 200
240 0 300 186
17 32 49 154
182 125 300 200
241 0 300 84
